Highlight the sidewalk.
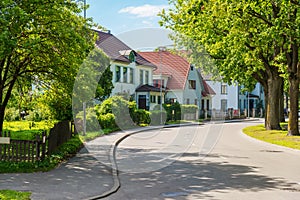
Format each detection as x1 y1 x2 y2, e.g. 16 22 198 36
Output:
0 146 114 200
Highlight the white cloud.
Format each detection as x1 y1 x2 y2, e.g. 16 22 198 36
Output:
119 4 169 18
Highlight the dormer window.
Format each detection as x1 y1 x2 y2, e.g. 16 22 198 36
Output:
119 50 136 63
190 64 194 71
129 51 136 62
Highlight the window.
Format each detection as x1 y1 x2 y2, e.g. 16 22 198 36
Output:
153 79 164 88
150 95 156 103
221 99 227 112
186 98 190 104
190 64 194 71
145 71 149 85
221 83 227 94
129 68 134 84
189 80 196 89
129 51 136 62
123 67 128 83
139 70 144 85
115 66 121 82
194 99 198 105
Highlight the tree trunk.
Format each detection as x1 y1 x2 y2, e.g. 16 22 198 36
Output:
0 106 5 134
279 82 285 123
287 77 299 136
265 76 282 130
263 86 268 128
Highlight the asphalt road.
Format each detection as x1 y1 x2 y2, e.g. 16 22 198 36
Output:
107 120 300 200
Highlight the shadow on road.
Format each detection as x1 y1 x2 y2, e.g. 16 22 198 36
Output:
112 147 292 200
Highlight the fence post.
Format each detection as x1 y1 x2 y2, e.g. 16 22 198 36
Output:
41 132 46 160
36 135 41 161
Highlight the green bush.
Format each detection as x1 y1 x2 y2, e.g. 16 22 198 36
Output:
76 108 100 132
150 110 167 125
4 107 20 121
181 104 198 113
95 96 150 129
98 113 117 129
163 102 181 121
131 109 151 125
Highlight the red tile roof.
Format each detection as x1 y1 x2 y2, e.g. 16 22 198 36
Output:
95 30 155 67
201 79 216 96
197 69 216 97
139 51 190 90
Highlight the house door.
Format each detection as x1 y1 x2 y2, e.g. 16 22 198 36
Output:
138 95 147 110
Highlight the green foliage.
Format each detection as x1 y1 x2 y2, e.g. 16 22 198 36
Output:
150 110 167 125
98 113 117 130
4 107 20 121
72 48 113 118
163 102 181 121
76 107 100 132
3 121 54 140
94 96 151 129
160 0 300 130
0 190 31 200
181 104 198 113
131 109 151 125
0 0 97 130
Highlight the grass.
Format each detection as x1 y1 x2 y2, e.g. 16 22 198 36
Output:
243 124 300 150
78 127 120 142
0 190 31 200
3 121 55 140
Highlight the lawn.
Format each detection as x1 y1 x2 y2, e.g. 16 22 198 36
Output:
0 190 31 200
243 124 300 150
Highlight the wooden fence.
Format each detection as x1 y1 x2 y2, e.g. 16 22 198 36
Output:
0 131 46 162
0 121 76 162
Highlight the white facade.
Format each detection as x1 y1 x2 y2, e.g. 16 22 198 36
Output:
206 81 239 111
110 61 153 97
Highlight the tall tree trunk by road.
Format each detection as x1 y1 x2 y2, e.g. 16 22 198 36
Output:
265 76 283 130
288 77 299 136
286 42 299 136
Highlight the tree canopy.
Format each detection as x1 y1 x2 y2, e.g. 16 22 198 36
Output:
160 0 300 134
0 0 96 131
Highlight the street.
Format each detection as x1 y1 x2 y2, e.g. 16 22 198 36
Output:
1 120 300 200
107 121 300 200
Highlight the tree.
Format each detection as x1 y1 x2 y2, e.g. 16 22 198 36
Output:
72 47 112 119
160 0 299 133
0 0 96 132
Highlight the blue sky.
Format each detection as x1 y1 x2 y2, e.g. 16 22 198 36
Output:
83 0 173 50
85 0 169 34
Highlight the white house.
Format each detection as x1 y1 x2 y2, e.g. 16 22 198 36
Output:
202 73 264 117
95 30 164 110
